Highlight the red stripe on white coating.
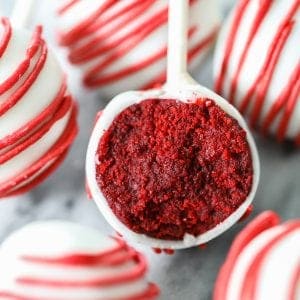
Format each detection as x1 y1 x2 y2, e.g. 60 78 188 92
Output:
0 18 78 198
213 211 280 300
58 0 219 90
0 238 159 300
215 0 300 141
240 221 300 299
214 211 300 300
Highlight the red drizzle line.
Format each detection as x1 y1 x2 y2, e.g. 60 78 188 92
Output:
262 63 300 141
83 5 169 87
18 239 147 287
0 18 78 198
21 238 128 266
240 221 300 300
289 265 300 300
58 0 118 46
67 0 156 64
0 27 46 116
0 79 68 149
0 18 11 58
243 13 296 127
215 0 300 141
57 0 80 15
215 0 250 94
58 0 218 89
0 103 78 197
227 0 272 105
0 283 159 300
0 24 41 97
214 211 300 300
0 238 159 299
213 211 280 300
17 252 147 288
142 27 218 90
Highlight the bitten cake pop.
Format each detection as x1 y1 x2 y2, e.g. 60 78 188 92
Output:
214 0 300 143
0 221 159 300
86 0 259 250
56 0 221 97
0 17 77 198
214 211 300 300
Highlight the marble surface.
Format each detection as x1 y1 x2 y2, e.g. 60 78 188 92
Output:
0 1 299 299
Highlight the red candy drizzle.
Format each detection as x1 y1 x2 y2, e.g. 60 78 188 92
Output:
215 0 300 143
0 18 78 198
240 221 300 300
58 0 218 89
0 238 159 300
97 99 253 240
213 211 300 300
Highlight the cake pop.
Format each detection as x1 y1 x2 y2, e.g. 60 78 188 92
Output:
56 0 221 97
0 221 159 300
214 0 300 143
0 17 78 199
214 211 300 300
86 0 259 250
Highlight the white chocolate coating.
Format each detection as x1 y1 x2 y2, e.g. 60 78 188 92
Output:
0 221 159 300
0 21 77 198
214 0 300 141
57 0 221 97
86 83 260 249
0 28 63 139
219 217 300 300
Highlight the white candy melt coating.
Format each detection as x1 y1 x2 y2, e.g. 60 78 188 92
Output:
226 225 300 300
214 0 300 139
0 221 152 300
0 112 70 182
1 221 116 256
57 0 221 97
86 83 260 250
0 28 63 139
0 25 73 189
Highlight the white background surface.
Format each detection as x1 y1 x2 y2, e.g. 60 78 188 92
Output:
0 1 299 299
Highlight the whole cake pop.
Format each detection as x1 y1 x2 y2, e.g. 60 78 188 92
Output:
0 16 77 198
214 0 300 143
56 0 221 97
86 0 260 250
0 221 159 300
214 211 300 300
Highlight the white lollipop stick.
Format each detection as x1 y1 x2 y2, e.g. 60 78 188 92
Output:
167 0 201 89
11 0 36 28
167 0 190 87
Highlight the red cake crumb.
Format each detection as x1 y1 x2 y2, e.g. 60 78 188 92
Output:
96 99 253 240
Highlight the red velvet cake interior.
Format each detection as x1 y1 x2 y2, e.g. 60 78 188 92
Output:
96 99 253 240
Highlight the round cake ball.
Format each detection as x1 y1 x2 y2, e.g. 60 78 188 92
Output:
0 221 159 300
56 0 221 97
214 211 300 300
214 0 300 143
86 87 259 250
0 18 78 198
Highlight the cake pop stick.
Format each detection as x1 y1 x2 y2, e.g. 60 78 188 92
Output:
86 0 260 250
166 0 194 87
0 1 78 198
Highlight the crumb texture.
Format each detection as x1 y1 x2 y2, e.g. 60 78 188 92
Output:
97 99 253 240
